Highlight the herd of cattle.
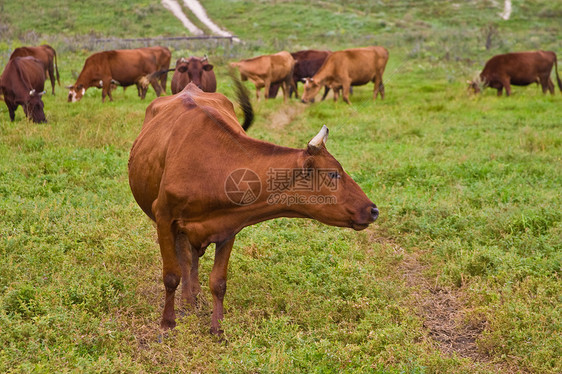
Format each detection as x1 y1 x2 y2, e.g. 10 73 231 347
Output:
1 43 561 334
1 44 561 124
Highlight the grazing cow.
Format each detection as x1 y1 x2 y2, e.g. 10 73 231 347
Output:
128 82 379 335
468 51 562 96
171 56 217 94
269 49 332 99
301 46 389 104
230 51 296 102
68 48 168 103
0 57 47 123
10 44 60 95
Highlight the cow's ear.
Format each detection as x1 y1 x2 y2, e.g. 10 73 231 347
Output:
203 64 214 71
307 125 329 154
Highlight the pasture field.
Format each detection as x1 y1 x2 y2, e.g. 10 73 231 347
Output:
1 1 561 373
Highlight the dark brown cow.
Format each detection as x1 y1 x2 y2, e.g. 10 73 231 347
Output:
68 48 168 103
0 57 47 123
128 82 378 334
171 56 216 94
301 46 389 104
269 49 332 99
468 51 562 96
230 51 296 102
10 44 60 95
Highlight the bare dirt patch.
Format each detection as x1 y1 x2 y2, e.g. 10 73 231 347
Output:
401 252 488 361
267 103 306 129
369 235 490 362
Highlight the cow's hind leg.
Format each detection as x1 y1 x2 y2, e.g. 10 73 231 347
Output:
149 78 163 97
373 75 383 100
209 237 235 335
154 212 182 330
48 65 56 95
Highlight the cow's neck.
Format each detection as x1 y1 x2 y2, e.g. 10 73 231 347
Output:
185 139 314 248
312 65 333 86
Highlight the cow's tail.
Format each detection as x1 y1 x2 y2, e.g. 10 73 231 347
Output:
229 67 254 132
54 49 60 86
554 53 562 93
148 68 175 79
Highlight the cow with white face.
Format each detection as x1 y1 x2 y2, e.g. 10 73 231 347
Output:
67 47 170 103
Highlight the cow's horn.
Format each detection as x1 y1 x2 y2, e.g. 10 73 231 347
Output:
65 85 74 89
308 125 329 148
202 55 208 62
29 89 36 96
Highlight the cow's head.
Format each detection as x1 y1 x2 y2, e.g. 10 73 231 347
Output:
67 84 85 102
301 78 321 103
25 89 47 123
467 76 485 94
176 57 213 90
290 126 379 230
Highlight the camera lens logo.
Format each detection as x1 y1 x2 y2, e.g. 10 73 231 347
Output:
224 168 261 206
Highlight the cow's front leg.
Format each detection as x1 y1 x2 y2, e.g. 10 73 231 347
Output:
342 84 352 104
102 80 113 102
155 215 181 330
209 237 235 335
7 102 17 121
504 82 512 96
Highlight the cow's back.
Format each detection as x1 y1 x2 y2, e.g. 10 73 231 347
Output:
292 50 331 79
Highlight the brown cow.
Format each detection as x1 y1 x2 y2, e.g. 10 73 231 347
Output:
128 82 379 334
0 56 47 123
468 51 562 96
230 51 296 102
301 46 389 104
68 48 167 103
171 56 217 94
10 44 60 95
269 49 332 99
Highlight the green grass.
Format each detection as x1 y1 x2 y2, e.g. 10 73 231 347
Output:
1 1 561 373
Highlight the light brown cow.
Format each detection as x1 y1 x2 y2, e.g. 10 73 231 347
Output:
230 51 296 102
301 46 389 104
128 82 379 335
68 48 169 103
